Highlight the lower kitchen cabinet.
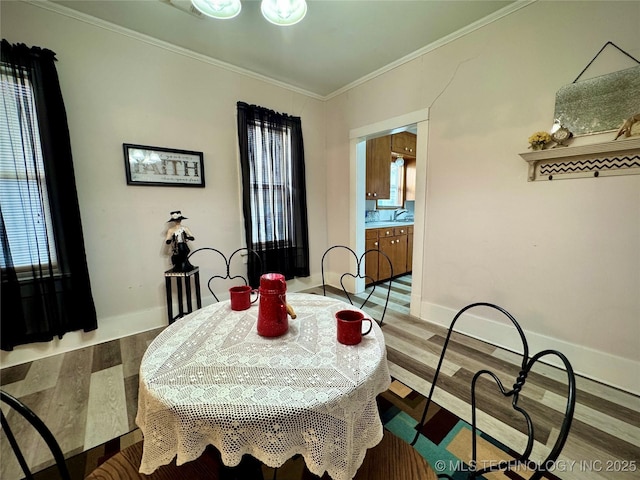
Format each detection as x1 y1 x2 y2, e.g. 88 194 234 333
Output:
365 226 411 284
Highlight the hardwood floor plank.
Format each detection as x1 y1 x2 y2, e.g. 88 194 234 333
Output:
545 390 640 448
0 362 30 386
47 347 93 454
84 364 129 450
382 311 441 336
92 339 122 373
19 354 64 397
379 320 439 343
385 335 461 377
566 416 640 465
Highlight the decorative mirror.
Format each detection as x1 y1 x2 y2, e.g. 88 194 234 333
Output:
554 65 640 136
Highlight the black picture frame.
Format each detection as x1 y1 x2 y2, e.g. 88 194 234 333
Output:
123 143 205 187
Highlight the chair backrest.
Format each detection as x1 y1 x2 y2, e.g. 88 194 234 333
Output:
321 245 393 326
412 303 576 480
1 390 71 480
187 247 263 302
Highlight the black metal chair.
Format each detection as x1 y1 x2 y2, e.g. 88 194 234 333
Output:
187 247 263 302
412 302 577 480
320 245 393 327
1 389 71 480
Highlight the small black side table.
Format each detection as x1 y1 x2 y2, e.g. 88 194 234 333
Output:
164 267 202 324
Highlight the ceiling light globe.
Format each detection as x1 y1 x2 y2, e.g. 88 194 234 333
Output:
191 0 241 20
261 0 307 26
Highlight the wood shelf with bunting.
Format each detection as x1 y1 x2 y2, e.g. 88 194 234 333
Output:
519 136 640 181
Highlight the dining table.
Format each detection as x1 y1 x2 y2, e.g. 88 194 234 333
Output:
135 292 392 480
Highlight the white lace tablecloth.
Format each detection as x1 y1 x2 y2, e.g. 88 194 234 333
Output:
136 292 391 480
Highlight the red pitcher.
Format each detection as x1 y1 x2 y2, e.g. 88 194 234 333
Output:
257 273 295 337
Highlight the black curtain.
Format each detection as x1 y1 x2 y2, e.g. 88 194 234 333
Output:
1 40 97 351
237 102 309 286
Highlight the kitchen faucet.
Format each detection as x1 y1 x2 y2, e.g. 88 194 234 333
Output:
393 208 408 221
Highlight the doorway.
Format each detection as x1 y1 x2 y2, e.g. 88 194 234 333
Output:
349 109 429 318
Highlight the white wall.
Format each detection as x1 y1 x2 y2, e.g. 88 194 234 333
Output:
0 1 326 366
325 1 640 393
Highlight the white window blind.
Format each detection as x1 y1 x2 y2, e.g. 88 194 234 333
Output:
248 121 295 246
0 67 58 270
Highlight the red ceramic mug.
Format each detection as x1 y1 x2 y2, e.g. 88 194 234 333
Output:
336 310 373 345
229 285 258 311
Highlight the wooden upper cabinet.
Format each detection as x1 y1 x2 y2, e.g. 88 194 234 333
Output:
365 136 391 200
391 132 417 156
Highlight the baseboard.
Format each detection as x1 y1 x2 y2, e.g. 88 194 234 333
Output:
420 301 640 396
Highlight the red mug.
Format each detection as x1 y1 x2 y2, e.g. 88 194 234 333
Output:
336 310 373 345
229 285 258 311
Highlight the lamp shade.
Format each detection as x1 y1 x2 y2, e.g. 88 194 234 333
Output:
191 0 241 19
261 0 307 26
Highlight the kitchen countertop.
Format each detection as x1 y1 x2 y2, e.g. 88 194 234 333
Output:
365 221 414 229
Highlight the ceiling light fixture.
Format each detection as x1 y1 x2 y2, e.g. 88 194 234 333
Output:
261 0 307 26
191 0 242 20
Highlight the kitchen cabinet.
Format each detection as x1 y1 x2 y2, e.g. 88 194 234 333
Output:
391 132 417 156
365 136 391 200
365 226 410 283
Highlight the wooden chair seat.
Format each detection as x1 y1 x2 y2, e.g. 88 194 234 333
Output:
303 430 437 480
85 442 222 480
355 430 437 480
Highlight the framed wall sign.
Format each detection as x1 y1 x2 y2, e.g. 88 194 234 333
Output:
123 143 205 187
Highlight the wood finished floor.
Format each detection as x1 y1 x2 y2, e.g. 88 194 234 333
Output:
1 274 639 479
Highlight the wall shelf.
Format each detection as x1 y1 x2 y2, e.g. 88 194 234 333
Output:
519 136 640 181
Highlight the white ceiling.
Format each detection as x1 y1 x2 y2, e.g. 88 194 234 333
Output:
48 0 522 98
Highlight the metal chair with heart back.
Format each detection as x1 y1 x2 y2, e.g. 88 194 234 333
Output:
412 302 577 480
187 247 264 302
321 245 394 327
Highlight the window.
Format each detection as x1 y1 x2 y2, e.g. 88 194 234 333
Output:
0 67 58 272
377 158 405 208
247 119 295 246
1 40 97 352
236 101 309 282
